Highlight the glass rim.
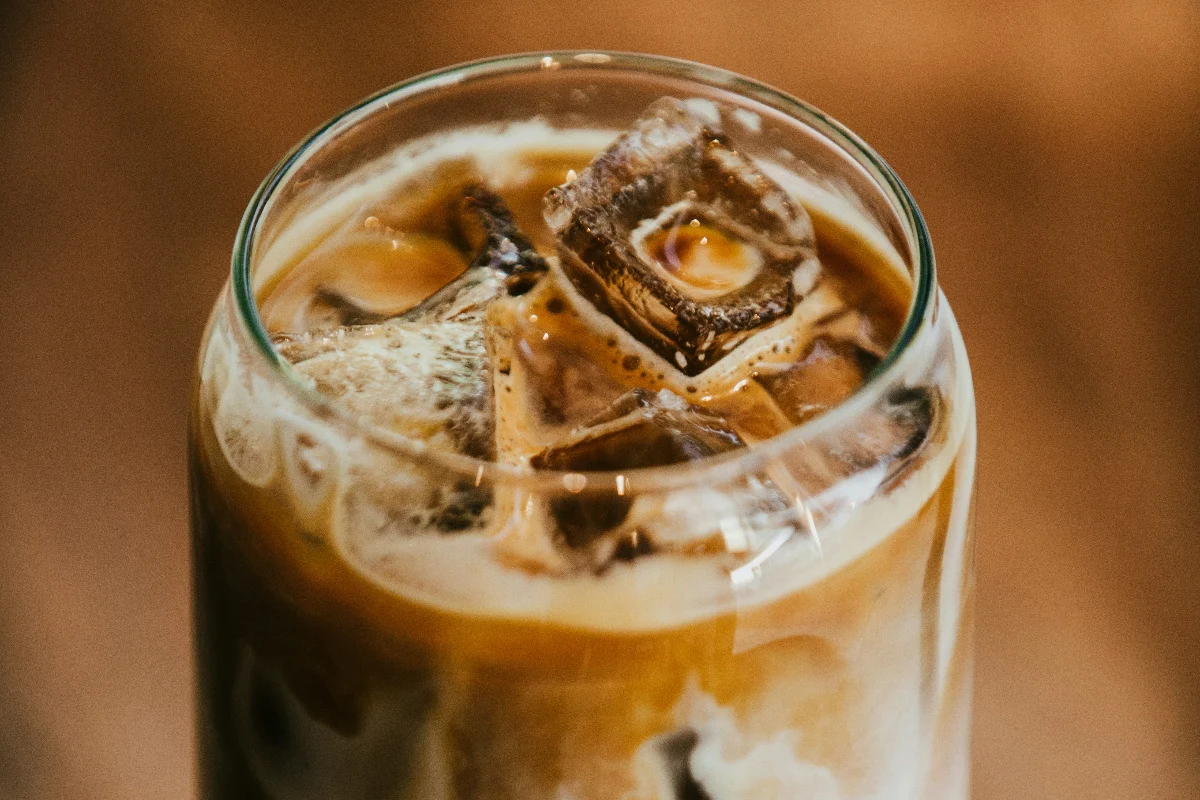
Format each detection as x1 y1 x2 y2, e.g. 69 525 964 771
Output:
229 50 937 493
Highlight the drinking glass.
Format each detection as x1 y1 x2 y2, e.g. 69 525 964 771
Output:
190 52 976 800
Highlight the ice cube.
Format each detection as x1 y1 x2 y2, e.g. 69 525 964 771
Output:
528 389 746 559
458 185 548 291
741 305 939 493
544 98 818 376
275 186 550 464
772 383 941 506
626 472 797 559
532 389 744 473
337 452 495 541
276 319 495 459
212 365 279 488
275 407 345 528
487 274 647 469
488 388 805 573
403 185 549 324
756 335 880 425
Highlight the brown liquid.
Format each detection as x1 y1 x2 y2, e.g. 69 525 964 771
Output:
191 133 972 799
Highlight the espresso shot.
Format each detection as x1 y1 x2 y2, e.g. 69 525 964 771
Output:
190 53 976 800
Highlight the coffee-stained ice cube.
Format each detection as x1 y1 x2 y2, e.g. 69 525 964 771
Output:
530 389 745 553
544 98 818 376
757 335 881 425
780 383 940 499
853 385 939 482
532 389 744 473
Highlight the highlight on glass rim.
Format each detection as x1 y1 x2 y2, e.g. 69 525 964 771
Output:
189 51 976 800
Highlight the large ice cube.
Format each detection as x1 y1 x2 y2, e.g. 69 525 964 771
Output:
277 320 494 458
275 186 550 463
743 305 940 490
529 388 745 556
544 98 818 376
511 389 802 572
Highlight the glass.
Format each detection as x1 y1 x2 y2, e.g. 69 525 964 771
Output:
190 52 976 800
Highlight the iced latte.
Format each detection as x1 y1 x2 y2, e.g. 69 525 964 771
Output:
190 53 976 800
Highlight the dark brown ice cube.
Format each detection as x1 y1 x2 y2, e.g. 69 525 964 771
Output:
757 335 882 424
532 389 744 473
544 98 818 376
530 389 744 552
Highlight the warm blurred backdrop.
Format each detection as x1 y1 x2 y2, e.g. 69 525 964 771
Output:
1 1 1198 798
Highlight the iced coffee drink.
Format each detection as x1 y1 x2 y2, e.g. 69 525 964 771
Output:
191 53 976 800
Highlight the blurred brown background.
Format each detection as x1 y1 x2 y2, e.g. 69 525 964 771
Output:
1 1 1198 798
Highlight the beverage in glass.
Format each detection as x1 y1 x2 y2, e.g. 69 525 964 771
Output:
190 52 976 800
